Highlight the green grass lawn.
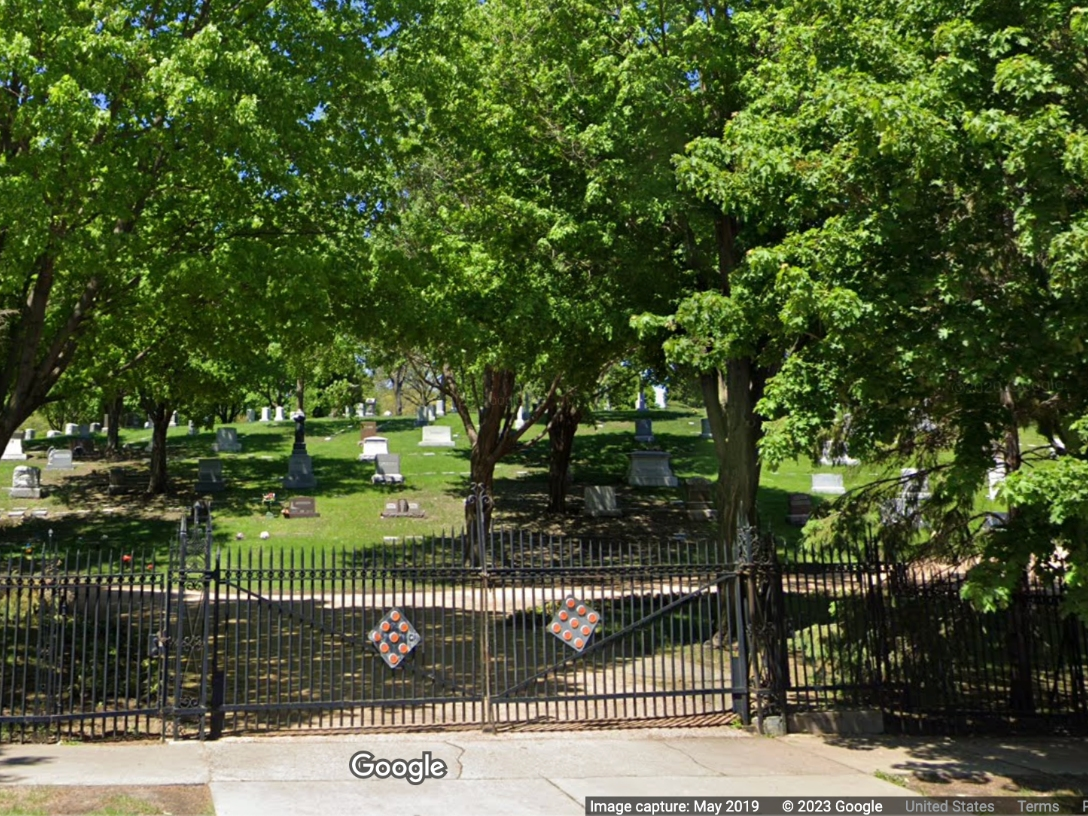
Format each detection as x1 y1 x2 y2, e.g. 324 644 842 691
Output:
0 406 1008 559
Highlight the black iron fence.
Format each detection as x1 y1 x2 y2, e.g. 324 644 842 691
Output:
4 512 1086 742
777 539 1088 734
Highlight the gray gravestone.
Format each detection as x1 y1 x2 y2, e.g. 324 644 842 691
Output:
287 496 319 518
188 421 197 436
246 409 257 423
10 466 42 499
811 474 845 495
584 486 621 518
365 399 377 417
626 451 678 487
634 418 654 443
381 498 424 518
195 459 225 493
108 467 134 496
46 448 75 470
214 427 242 453
684 477 716 520
700 419 712 439
415 406 429 427
787 493 813 526
371 454 404 485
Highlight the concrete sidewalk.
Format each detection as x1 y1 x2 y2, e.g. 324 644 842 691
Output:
1 728 1084 816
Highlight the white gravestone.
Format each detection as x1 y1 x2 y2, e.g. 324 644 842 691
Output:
419 426 455 448
261 407 272 422
10 466 42 499
626 451 679 487
426 405 437 422
188 421 197 436
214 427 242 453
89 422 102 434
819 441 860 466
64 423 79 436
811 474 846 495
635 391 648 411
46 430 62 439
274 406 286 422
653 385 667 409
2 437 28 461
23 429 36 440
435 400 446 417
358 436 389 462
195 459 225 493
46 448 75 470
584 486 621 518
634 419 654 443
169 412 178 427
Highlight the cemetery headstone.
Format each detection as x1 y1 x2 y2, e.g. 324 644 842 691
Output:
811 474 846 495
583 486 621 518
195 459 225 494
246 409 257 423
626 451 679 487
358 436 389 462
108 467 135 496
653 385 667 409
23 428 36 440
415 406 429 427
169 412 178 427
819 441 860 466
684 477 716 520
787 493 813 526
700 419 712 439
64 423 79 436
987 462 1007 501
365 398 377 417
188 421 197 436
634 418 654 443
635 391 648 411
78 424 90 438
356 403 366 419
46 448 75 470
214 427 242 453
359 422 379 443
89 422 102 434
372 454 405 485
274 406 286 422
284 412 317 490
46 430 62 439
426 405 437 422
10 466 43 499
381 498 425 518
2 437 28 461
419 426 455 448
287 496 319 518
261 407 272 422
435 399 446 417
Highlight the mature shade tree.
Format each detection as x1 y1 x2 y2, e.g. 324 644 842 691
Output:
0 0 395 455
667 0 1088 638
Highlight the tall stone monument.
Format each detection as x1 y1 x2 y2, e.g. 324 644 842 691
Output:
283 410 317 490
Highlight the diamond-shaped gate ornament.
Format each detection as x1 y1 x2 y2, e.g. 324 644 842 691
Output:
549 597 600 652
369 608 421 668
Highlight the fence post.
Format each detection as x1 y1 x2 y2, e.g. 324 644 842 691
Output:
468 484 495 732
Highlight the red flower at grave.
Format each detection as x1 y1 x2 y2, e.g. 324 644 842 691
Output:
121 554 132 564
146 564 155 571
263 492 276 502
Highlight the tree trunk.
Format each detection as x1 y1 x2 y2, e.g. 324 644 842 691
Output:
105 392 124 455
393 364 407 416
547 396 581 513
145 401 173 495
702 360 764 562
295 377 305 412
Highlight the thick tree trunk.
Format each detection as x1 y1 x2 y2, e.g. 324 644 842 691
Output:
145 401 173 495
701 360 764 562
547 396 581 513
105 392 124 455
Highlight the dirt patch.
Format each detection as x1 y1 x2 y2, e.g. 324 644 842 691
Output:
0 784 214 815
